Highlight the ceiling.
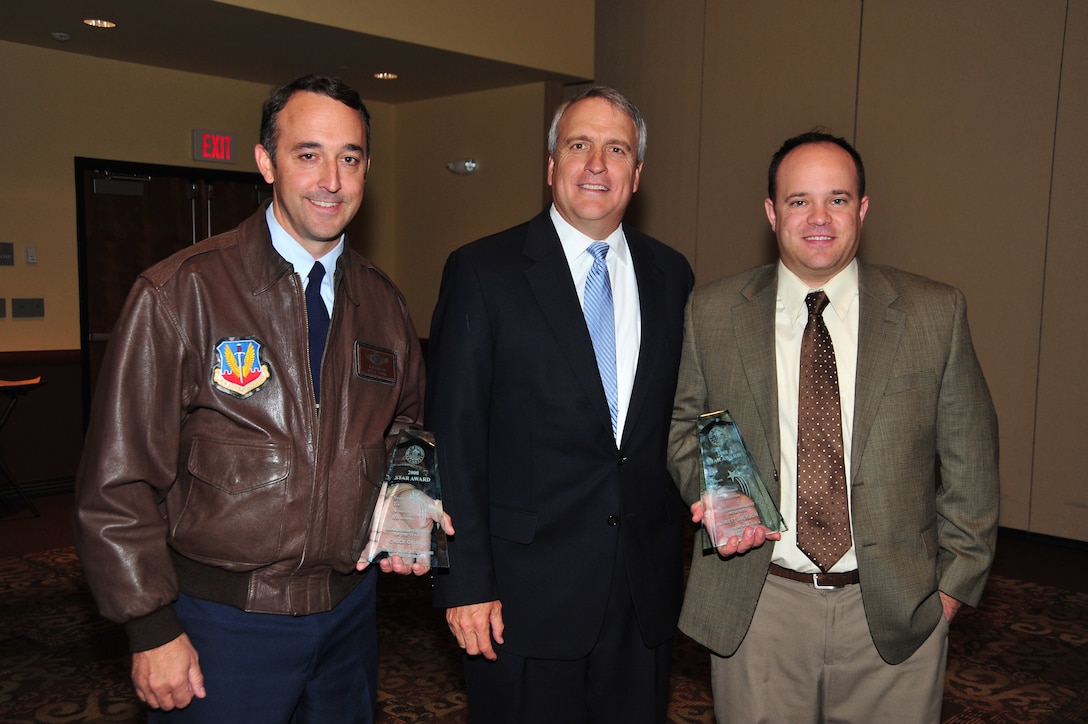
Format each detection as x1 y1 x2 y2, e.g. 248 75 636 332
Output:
1 1 584 103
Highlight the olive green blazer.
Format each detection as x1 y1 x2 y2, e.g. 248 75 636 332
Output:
667 262 999 665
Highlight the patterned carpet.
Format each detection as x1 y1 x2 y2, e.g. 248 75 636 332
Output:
1 547 1085 722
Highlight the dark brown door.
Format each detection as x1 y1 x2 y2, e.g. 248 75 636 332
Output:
76 158 270 424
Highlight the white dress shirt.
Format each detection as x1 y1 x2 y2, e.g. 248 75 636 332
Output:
550 205 641 445
772 260 860 573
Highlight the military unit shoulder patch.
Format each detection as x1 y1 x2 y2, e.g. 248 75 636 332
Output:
212 338 272 398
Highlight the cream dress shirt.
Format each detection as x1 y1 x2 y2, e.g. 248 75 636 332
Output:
772 260 860 574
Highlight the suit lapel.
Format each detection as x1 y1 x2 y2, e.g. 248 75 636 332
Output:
622 232 666 446
734 268 782 488
852 264 904 475
522 214 615 437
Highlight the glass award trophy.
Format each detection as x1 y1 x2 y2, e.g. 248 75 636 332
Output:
363 429 449 568
697 410 785 551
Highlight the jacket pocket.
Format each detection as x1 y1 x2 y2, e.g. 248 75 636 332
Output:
359 444 387 490
884 370 936 396
172 437 291 567
490 504 539 545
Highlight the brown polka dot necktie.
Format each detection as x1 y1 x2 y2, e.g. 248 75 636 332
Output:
797 291 851 572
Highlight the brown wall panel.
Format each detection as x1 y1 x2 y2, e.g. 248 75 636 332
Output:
695 1 862 284
1032 0 1088 541
595 0 706 263
856 0 1067 531
595 0 1085 540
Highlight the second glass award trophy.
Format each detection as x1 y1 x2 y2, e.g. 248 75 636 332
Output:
363 429 449 568
697 410 785 551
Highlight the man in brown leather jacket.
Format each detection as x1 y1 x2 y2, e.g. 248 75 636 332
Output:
74 76 447 722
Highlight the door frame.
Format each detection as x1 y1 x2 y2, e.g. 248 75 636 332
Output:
74 157 270 428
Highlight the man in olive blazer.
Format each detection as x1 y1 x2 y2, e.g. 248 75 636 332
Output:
668 132 999 722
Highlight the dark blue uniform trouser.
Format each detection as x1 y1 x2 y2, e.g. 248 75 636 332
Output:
149 570 377 724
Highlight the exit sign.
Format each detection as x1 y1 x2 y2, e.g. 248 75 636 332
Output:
192 129 236 164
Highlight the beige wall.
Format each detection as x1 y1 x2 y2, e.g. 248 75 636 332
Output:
393 83 549 332
217 0 594 79
0 41 548 353
0 41 268 351
0 40 554 489
596 0 1088 541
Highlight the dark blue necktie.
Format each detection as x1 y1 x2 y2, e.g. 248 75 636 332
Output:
305 262 329 401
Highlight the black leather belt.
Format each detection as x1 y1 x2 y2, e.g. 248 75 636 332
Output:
769 563 860 590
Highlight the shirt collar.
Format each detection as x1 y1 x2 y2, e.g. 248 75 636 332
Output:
266 203 344 277
777 259 859 325
549 204 630 268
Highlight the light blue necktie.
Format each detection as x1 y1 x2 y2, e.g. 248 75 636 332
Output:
584 242 618 437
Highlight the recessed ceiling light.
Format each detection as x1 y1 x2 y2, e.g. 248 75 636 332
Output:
50 32 72 42
374 72 398 80
83 18 117 29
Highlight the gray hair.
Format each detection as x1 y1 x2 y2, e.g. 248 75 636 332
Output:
547 86 647 163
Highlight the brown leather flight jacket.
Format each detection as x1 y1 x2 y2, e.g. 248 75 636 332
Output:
74 205 425 651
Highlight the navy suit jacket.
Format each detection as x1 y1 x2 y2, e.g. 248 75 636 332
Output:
428 210 694 659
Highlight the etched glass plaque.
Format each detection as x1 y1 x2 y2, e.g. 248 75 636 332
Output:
697 410 785 550
363 429 449 568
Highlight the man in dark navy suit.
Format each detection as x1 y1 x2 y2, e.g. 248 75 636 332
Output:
427 86 694 723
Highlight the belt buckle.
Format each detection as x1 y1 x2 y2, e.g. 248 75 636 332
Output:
812 573 843 590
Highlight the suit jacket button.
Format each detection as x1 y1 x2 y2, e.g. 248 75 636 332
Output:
617 456 627 465
607 514 620 526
